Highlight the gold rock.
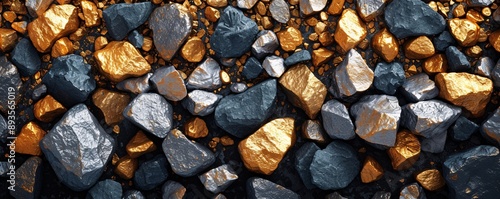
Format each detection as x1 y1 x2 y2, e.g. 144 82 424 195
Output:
181 37 206 63
415 169 446 191
184 117 209 139
360 156 384 183
56 0 71 4
220 70 231 84
26 0 52 17
277 27 303 52
387 130 421 171
207 0 227 8
319 32 333 46
238 118 295 175
220 136 234 146
435 72 493 117
11 21 28 34
126 131 157 158
81 0 100 27
489 30 500 52
453 3 466 18
0 28 18 52
372 28 399 62
205 6 220 22
327 0 344 15
449 18 480 47
279 64 327 118
15 122 46 156
3 11 17 23
94 41 151 82
466 45 482 58
33 95 67 123
335 9 367 53
51 37 74 58
404 36 435 59
92 88 130 126
311 47 334 66
114 155 138 180
94 36 108 51
27 5 79 53
466 10 484 23
423 54 447 75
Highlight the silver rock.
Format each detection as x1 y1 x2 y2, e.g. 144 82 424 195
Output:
151 66 187 101
330 49 374 99
252 30 279 59
401 100 461 138
123 93 173 138
302 120 328 143
237 0 258 9
481 107 500 145
475 57 494 78
356 0 387 22
182 90 222 116
300 0 327 16
401 73 439 102
270 0 290 24
198 164 238 193
230 82 248 93
116 73 153 95
187 57 222 90
321 99 355 140
262 55 285 78
162 181 186 199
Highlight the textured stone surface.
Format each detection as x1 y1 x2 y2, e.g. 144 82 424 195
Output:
0 116 6 142
10 157 43 199
134 156 169 190
237 0 258 9
0 28 17 52
445 46 471 72
335 9 367 52
421 131 447 153
356 0 387 21
186 57 222 90
32 84 47 101
401 73 439 102
11 38 41 77
448 18 480 47
284 50 311 66
475 57 494 77
230 83 248 93
211 6 258 58
103 2 153 40
351 95 401 147
372 191 391 199
295 142 320 189
246 177 300 199
310 141 360 190
252 30 279 59
387 130 421 170
404 36 435 59
415 169 445 191
128 30 144 48
302 120 327 143
401 100 461 138
443 145 500 198
215 79 277 138
123 190 145 199
126 131 157 158
373 62 405 95
182 90 222 116
42 54 96 107
360 156 384 183
481 107 500 145
262 56 285 78
26 0 52 17
372 28 399 62
399 183 426 199
494 61 500 87
242 57 263 79
0 162 9 177
162 181 186 199
467 0 494 7
321 99 355 140
162 129 215 177
123 93 173 138
92 88 130 126
15 122 46 156
433 31 455 52
180 37 206 62
40 104 114 191
0 56 21 114
87 180 122 199
300 0 327 15
116 73 152 94
269 0 290 23
451 116 479 141
277 27 303 52
199 164 238 193
150 66 187 101
384 0 446 38
81 0 100 27
330 49 374 98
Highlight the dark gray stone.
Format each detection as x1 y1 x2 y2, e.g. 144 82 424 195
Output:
481 107 500 145
372 191 391 199
134 156 169 190
213 194 227 199
86 180 122 199
116 73 153 94
443 145 500 199
230 83 248 93
401 73 439 102
242 57 262 80
162 130 215 177
451 116 479 141
220 57 237 67
400 183 426 199
321 99 355 140
373 62 406 95
32 84 47 101
246 177 299 199
252 30 279 59
186 57 222 90
433 31 455 52
493 60 500 87
182 90 222 116
40 104 115 191
123 93 173 138
467 0 494 7
494 6 500 24
384 0 445 38
295 142 320 189
269 0 290 23
103 2 153 40
0 116 6 142
326 192 347 199
310 141 360 190
11 38 41 77
198 164 238 193
162 181 186 199
0 161 9 177
128 30 144 48
284 50 311 66
210 6 259 58
43 54 96 107
445 46 471 72
123 190 145 199
214 79 277 138
421 131 447 153
10 157 42 199
475 57 494 78
0 56 22 114
401 100 461 138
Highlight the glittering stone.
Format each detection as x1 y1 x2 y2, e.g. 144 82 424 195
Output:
92 89 130 126
207 0 227 7
230 83 248 93
451 116 478 141
87 180 122 199
116 73 152 95
277 27 303 52
302 120 327 143
371 28 398 62
360 156 384 183
401 73 438 102
467 0 494 7
356 0 387 22
10 157 42 199
32 84 47 101
404 36 435 59
0 116 7 142
15 122 46 156
284 50 311 66
433 31 455 52
123 190 145 199
445 46 471 72
103 2 153 40
312 47 334 66
123 93 173 138
242 57 263 80
270 0 290 23
0 56 21 114
300 0 327 15
182 90 222 116
33 95 66 123
180 37 205 63
81 0 100 27
327 0 344 15
372 191 391 199
115 155 138 180
449 18 480 47
0 28 17 52
387 130 420 170
415 169 445 191
128 30 144 49
330 49 374 99
126 131 157 158
321 99 355 140
187 57 222 90
150 66 187 101
252 30 279 59
246 177 299 199
205 6 220 22
184 117 208 139
162 181 186 199
11 38 41 77
481 107 500 145
51 37 73 58
423 54 447 75
335 9 367 52
26 0 52 17
489 30 500 52
475 57 494 77
401 100 461 138
373 62 405 95
400 183 426 199
134 156 169 190
237 0 258 9
295 142 320 189
199 164 238 193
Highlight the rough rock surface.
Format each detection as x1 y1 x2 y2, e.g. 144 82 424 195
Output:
451 116 479 141
269 0 290 23
373 62 406 95
134 156 169 190
10 157 43 199
445 46 471 72
401 100 461 138
102 2 153 40
198 164 238 193
295 142 320 189
330 49 374 99
242 57 263 79
150 66 187 101
284 50 311 66
186 57 222 90
0 56 22 114
252 30 279 59
123 93 173 138
11 38 41 77
87 180 122 199
481 107 500 145
246 177 300 199
401 73 439 102
321 100 355 140
182 90 222 116
116 73 152 94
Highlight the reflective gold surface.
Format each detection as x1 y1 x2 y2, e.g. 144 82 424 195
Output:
207 0 227 8
126 131 157 158
435 72 493 117
220 135 234 146
34 95 67 123
0 28 17 52
94 41 151 82
16 122 46 156
181 37 206 62
453 3 465 18
423 54 447 75
277 27 303 52
51 37 73 58
81 0 100 27
466 10 484 23
449 18 480 47
220 70 231 84
372 28 399 62
335 9 367 53
415 169 445 191
92 88 130 126
311 47 334 67
489 30 500 52
205 6 220 22
360 156 384 183
327 0 344 15
27 4 79 53
184 117 209 139
114 155 138 180
404 36 435 59
94 36 108 51
238 118 295 175
387 130 421 171
11 21 28 34
279 64 327 119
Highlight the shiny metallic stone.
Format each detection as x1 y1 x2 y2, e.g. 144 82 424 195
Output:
128 30 144 48
10 157 42 199
199 164 238 193
246 177 299 199
300 0 327 15
103 2 153 40
252 30 279 59
475 57 494 77
162 129 215 177
493 60 500 87
302 120 327 143
481 107 500 145
40 104 114 191
26 0 52 17
134 156 169 190
0 116 6 142
87 180 122 199
401 73 439 102
162 181 186 199
284 50 311 66
330 49 374 99
372 191 391 199
116 73 153 94
421 131 447 153
467 0 494 7
445 46 471 72
351 95 401 147
295 142 320 189
269 0 290 23
242 57 263 80
237 0 258 9
399 183 426 199
401 100 461 138
11 38 41 77
321 99 355 140
0 56 21 114
451 116 479 141
263 55 285 78
443 145 500 198
150 66 187 101
373 62 406 95
182 90 222 116
356 0 387 22
123 190 145 199
149 3 192 61
187 57 222 90
123 93 173 138
230 83 248 93
32 84 47 101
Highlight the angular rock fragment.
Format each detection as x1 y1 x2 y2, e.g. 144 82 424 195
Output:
312 47 334 67
40 104 114 191
252 30 279 59
335 9 367 52
356 0 387 22
51 37 74 58
81 0 100 27
448 18 480 47
0 28 18 52
373 62 405 95
399 183 426 199
182 90 222 116
295 142 320 189
87 180 122 199
199 164 238 193
494 61 500 87
269 0 290 23
451 116 479 141
237 0 258 9
321 100 355 140
11 38 41 77
401 73 439 102
330 49 374 99
372 192 391 199
162 129 215 177
433 31 455 52
284 50 311 66
181 37 206 62
481 107 500 145
415 169 445 191
126 131 157 158
15 122 46 156
162 181 186 199
0 162 10 177
92 88 130 126
421 131 447 153
10 157 43 199
103 2 153 40
26 0 52 17
401 100 461 138
246 178 299 199
467 0 494 7
123 93 173 138
134 156 169 190
360 156 384 183
33 95 66 123
475 57 494 77
277 27 303 52
0 56 21 114
116 73 152 94
150 66 187 101
230 83 248 93
404 36 435 59
184 117 209 139
123 190 145 199
187 57 222 90
300 0 327 15
128 30 144 48
387 130 421 170
32 84 47 101
445 46 471 72
114 156 138 180
372 28 399 62
242 57 263 79
302 120 327 143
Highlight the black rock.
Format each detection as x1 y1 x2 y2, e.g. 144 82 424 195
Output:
162 181 186 199
433 31 455 52
321 99 355 140
310 141 360 190
86 180 122 199
443 145 500 199
123 190 145 199
128 30 144 48
384 0 446 38
493 60 500 87
295 142 320 189
11 38 41 77
123 93 173 138
400 183 426 199
401 100 461 138
445 46 471 72
32 84 47 101
373 62 405 95
40 104 115 191
42 54 96 107
421 131 447 153
0 161 9 177
242 57 263 80
134 156 169 190
214 79 277 138
481 107 500 145
0 56 22 114
284 50 312 66
162 129 215 177
246 177 299 199
451 116 479 141
371 191 391 199
210 6 259 58
10 157 43 199
0 116 6 142
102 2 153 40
